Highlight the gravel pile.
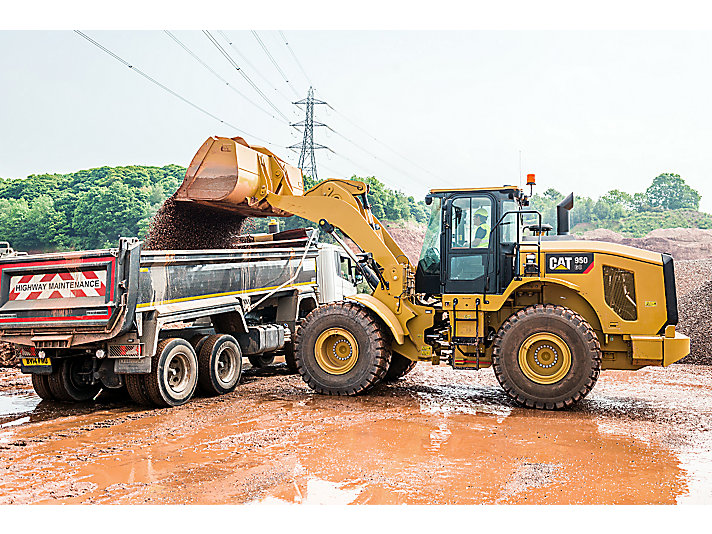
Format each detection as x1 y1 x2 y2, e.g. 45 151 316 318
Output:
0 342 19 368
675 259 712 365
143 195 249 251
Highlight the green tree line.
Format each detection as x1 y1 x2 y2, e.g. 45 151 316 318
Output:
528 173 709 237
0 166 429 252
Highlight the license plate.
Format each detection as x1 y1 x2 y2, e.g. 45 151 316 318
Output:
22 357 51 367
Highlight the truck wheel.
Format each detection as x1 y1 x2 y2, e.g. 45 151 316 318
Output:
283 341 297 373
492 304 602 410
294 301 391 395
31 374 55 400
189 334 209 356
198 334 242 395
383 352 417 382
47 358 101 402
247 354 275 368
125 374 152 406
145 339 198 407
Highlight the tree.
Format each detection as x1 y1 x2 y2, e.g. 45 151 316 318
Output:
644 173 700 211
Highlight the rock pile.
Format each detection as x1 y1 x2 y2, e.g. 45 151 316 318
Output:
675 259 712 365
143 195 248 251
0 342 19 368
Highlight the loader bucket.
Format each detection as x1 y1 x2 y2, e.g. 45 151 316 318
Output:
175 136 304 217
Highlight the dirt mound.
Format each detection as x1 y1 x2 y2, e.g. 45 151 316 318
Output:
383 221 426 264
673 259 712 365
0 342 20 368
581 227 712 260
143 195 248 250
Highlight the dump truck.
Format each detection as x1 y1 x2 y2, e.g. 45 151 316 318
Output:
0 229 360 406
172 135 690 410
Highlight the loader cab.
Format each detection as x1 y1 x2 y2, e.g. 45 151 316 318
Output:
415 187 522 296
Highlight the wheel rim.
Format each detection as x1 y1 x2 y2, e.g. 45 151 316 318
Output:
314 328 359 375
518 332 572 385
164 350 193 394
215 344 238 385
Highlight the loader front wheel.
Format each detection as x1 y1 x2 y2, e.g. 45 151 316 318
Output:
492 304 601 410
295 302 391 395
145 339 198 407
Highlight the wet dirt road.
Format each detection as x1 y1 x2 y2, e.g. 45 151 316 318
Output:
1 363 711 505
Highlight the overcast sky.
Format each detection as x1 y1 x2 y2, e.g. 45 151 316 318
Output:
1 29 711 209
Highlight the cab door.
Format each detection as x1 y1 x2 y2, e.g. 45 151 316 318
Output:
443 194 497 294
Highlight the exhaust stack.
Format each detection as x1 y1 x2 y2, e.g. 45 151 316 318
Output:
557 193 574 235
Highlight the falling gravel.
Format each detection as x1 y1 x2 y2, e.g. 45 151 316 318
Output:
142 195 249 250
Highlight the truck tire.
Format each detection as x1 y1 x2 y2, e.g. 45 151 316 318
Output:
31 374 54 400
145 339 198 407
189 334 209 356
198 334 242 395
125 374 152 406
492 304 602 410
294 301 391 395
283 341 298 374
383 352 417 382
247 354 275 368
47 358 101 402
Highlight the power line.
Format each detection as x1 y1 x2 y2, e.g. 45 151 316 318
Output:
250 30 301 98
330 106 450 185
216 30 297 113
278 31 312 87
203 30 293 124
73 30 274 146
163 31 288 126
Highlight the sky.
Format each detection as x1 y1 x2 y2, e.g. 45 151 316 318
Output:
1 28 711 209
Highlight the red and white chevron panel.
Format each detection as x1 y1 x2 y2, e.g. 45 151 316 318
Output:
8 270 107 301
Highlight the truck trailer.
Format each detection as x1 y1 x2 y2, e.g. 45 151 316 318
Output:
0 229 359 406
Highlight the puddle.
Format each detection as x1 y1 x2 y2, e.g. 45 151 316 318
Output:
0 392 41 425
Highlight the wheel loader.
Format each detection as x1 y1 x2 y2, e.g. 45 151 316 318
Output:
174 135 690 409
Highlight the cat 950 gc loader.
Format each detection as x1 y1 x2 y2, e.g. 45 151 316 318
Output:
175 135 690 409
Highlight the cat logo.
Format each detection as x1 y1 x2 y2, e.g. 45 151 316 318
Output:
545 253 595 274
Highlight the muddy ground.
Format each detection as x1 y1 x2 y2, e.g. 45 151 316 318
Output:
1 361 711 505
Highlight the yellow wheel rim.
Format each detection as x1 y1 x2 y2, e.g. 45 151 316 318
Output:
314 328 359 375
518 333 572 385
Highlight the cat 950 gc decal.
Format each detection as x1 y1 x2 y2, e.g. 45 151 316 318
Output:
546 253 594 274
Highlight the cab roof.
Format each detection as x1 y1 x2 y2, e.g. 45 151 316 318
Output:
429 185 522 194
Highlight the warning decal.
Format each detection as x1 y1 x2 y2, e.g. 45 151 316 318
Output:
9 270 107 300
545 253 594 274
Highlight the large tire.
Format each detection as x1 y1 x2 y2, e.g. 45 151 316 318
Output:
247 354 275 368
294 301 391 395
492 304 602 410
125 374 152 406
145 339 198 407
383 352 417 382
31 374 54 400
47 358 101 402
189 334 209 356
198 334 242 395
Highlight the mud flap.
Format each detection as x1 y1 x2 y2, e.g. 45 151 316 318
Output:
115 356 151 374
20 357 53 375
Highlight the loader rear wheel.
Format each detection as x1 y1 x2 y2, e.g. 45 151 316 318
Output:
145 339 198 407
31 374 55 401
198 334 242 395
294 301 391 395
247 354 275 368
383 352 417 382
492 304 601 410
47 358 101 402
125 374 152 406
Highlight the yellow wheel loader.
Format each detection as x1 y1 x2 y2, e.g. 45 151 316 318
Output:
176 135 690 409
